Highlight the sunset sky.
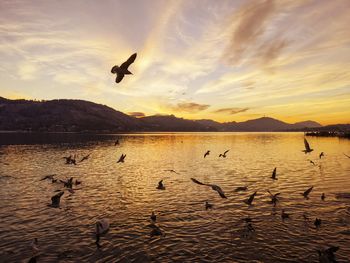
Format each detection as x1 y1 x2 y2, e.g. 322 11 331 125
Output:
0 0 349 125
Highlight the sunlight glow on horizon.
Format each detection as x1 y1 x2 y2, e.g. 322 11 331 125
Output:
0 0 350 125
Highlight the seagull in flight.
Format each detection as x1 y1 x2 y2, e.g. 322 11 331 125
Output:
317 246 339 263
40 174 56 181
302 186 313 199
204 150 210 158
79 153 91 163
308 159 316 166
302 138 313 154
117 154 126 163
219 150 229 158
111 53 137 83
244 191 257 205
271 167 277 180
157 180 165 190
50 191 64 208
190 178 227 198
164 169 179 175
267 190 280 207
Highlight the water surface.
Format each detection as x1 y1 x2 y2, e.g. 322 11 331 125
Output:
1 132 350 262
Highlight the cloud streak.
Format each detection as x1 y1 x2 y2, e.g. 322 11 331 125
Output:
213 107 249 115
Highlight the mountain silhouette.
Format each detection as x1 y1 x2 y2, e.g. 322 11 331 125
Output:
0 97 332 132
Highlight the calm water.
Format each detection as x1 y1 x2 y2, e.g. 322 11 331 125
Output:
0 132 350 263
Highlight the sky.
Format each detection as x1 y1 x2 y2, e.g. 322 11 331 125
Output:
0 0 349 125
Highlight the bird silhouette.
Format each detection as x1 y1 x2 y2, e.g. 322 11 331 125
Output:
267 190 280 207
204 150 210 158
117 154 126 163
244 191 257 205
271 167 277 180
314 218 322 229
302 186 313 199
308 159 316 166
50 191 64 208
157 180 165 190
40 174 56 181
205 201 213 210
343 153 350 158
190 178 227 198
321 193 325 200
302 138 313 154
150 212 156 222
115 139 120 146
219 150 229 158
79 153 91 163
164 169 179 175
319 152 324 159
111 53 137 83
317 246 339 263
95 219 110 248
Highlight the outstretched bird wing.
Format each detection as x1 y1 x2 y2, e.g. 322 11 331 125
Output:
224 150 229 155
304 138 311 151
120 53 137 70
190 178 206 185
344 153 350 158
115 72 124 83
303 186 313 197
210 184 227 198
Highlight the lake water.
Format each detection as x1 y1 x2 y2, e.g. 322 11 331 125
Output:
0 132 350 262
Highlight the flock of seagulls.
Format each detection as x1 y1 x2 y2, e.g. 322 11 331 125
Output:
24 136 349 262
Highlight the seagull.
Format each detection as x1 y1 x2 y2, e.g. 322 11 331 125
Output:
115 139 120 146
164 169 179 175
157 180 165 190
321 193 325 201
79 153 91 163
267 190 280 207
302 186 313 199
219 150 229 158
344 153 350 158
95 219 110 248
60 177 73 188
308 159 316 166
117 154 126 163
150 212 156 222
50 191 64 207
40 174 56 181
271 167 277 180
318 246 339 263
302 138 313 154
63 155 76 165
244 191 257 205
204 150 210 158
281 209 290 220
205 201 213 210
234 186 248 192
314 218 322 229
319 152 324 159
111 53 137 83
190 178 227 198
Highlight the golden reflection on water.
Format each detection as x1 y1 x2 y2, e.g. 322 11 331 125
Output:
0 132 350 262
